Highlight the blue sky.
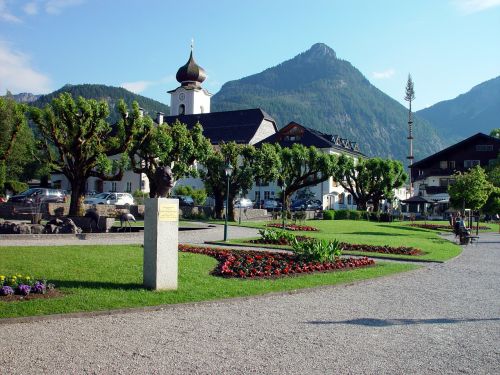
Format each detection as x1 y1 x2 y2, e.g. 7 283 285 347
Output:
0 0 499 110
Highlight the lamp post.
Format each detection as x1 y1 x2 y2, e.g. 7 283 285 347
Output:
238 189 243 225
223 163 233 241
281 181 286 229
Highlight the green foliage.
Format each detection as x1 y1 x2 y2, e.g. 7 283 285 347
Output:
200 142 257 219
31 84 170 124
333 156 407 211
258 228 296 242
128 119 212 198
0 95 37 190
335 210 350 220
291 238 342 262
323 209 335 220
481 190 500 215
490 128 500 139
174 185 208 206
448 166 494 210
29 93 141 215
212 43 445 162
4 180 29 194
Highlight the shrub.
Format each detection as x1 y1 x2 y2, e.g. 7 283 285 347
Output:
369 212 380 221
291 238 342 262
174 185 207 206
379 212 392 222
335 210 350 220
323 210 335 220
349 210 364 220
258 228 296 243
132 189 149 205
4 180 28 194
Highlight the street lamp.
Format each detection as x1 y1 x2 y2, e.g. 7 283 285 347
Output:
223 162 233 241
281 181 286 229
238 189 243 225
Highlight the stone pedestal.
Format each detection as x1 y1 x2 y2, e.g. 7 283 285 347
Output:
143 198 179 290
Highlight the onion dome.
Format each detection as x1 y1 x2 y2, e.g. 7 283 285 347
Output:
175 51 207 88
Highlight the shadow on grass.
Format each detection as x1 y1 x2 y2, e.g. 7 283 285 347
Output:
51 280 144 291
376 224 431 233
305 317 500 327
341 231 404 237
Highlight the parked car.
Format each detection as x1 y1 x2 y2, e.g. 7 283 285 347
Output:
290 199 323 211
83 192 134 206
8 188 67 205
173 195 195 207
263 199 282 211
234 198 254 208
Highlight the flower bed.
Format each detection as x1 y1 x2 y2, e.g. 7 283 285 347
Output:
0 274 55 301
266 223 319 231
179 245 374 278
246 237 424 256
408 223 489 231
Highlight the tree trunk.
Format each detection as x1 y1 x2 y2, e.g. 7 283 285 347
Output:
355 197 369 211
69 179 86 216
214 191 224 219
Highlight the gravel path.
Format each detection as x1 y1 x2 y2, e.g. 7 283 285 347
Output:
1 231 499 373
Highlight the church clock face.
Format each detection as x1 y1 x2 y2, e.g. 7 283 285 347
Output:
179 93 185 101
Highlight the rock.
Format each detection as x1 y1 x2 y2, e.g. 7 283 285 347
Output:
18 224 31 234
31 224 45 234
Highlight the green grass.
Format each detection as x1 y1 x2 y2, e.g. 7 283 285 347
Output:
222 220 463 262
0 244 417 319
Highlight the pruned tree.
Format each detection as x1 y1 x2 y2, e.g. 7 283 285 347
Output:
29 93 141 215
257 143 338 210
200 142 256 219
332 156 407 211
448 165 493 211
0 95 36 193
128 118 212 198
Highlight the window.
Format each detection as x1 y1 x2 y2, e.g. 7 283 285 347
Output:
439 161 447 169
464 160 480 168
338 193 345 205
448 161 455 169
126 182 132 193
178 104 185 115
254 191 261 203
476 145 493 151
347 195 352 205
111 182 117 192
264 191 271 200
439 178 449 187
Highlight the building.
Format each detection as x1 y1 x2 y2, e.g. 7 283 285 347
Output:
406 132 500 217
252 122 364 210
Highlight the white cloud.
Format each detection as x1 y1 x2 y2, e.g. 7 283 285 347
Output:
121 81 153 94
372 68 395 80
121 76 175 94
45 0 84 15
453 0 500 13
0 43 52 94
0 0 22 23
23 2 39 15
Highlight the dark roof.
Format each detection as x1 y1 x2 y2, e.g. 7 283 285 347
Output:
162 109 277 145
412 133 500 169
254 122 364 156
401 196 431 204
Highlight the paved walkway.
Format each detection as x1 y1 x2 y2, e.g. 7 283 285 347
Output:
0 232 499 374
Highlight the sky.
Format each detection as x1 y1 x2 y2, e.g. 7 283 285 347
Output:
0 0 499 111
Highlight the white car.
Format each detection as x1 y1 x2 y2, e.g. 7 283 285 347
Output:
234 198 253 208
84 192 134 206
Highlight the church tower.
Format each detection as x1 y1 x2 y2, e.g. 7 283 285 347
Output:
168 47 212 115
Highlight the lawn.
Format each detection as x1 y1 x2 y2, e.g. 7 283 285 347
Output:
0 244 417 319
224 220 463 262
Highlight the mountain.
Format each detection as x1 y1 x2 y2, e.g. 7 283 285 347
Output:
417 76 500 142
30 84 170 123
212 43 445 162
11 93 41 103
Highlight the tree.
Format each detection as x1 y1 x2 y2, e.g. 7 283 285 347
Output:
0 95 36 193
258 144 338 210
127 118 212 198
200 142 256 219
332 156 407 211
448 166 493 211
29 93 141 215
490 128 500 139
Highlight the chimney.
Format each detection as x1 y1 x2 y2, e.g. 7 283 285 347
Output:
156 112 164 124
